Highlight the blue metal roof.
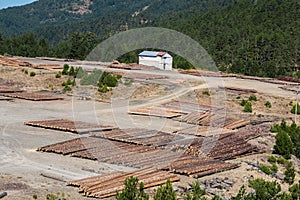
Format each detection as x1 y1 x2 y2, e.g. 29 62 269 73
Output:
139 51 159 57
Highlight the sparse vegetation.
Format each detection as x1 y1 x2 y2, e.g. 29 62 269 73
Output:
30 71 36 77
55 72 62 78
248 95 257 101
284 161 295 185
154 179 177 200
184 181 206 200
116 176 149 200
291 104 300 115
271 120 300 159
265 101 272 108
202 90 210 96
267 155 277 164
243 102 252 113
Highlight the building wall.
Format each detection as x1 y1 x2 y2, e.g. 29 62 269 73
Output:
139 56 173 70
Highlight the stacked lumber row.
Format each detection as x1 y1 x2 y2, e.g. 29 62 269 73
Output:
0 87 23 93
37 137 240 177
163 100 216 113
278 76 300 84
67 168 179 199
177 111 250 129
4 92 63 101
25 119 116 133
186 130 263 160
129 106 183 118
32 64 63 70
162 156 240 178
0 56 32 67
91 128 185 147
109 63 142 70
218 86 257 94
174 126 236 137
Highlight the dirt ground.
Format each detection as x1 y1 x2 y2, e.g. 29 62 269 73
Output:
0 58 299 199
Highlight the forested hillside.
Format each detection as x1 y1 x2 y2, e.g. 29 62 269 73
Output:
0 0 299 78
159 0 300 77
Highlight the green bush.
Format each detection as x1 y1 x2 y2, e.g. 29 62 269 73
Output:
24 69 28 74
274 130 294 159
268 155 277 163
259 165 272 175
240 99 248 106
248 94 257 101
284 161 295 185
184 181 206 200
291 104 300 115
55 73 61 78
30 71 36 77
202 90 210 96
277 157 286 165
289 181 300 199
270 164 278 173
63 85 72 92
154 179 176 200
243 102 252 113
265 101 272 108
116 176 149 200
62 64 69 75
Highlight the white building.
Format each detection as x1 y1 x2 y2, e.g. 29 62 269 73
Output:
138 51 173 70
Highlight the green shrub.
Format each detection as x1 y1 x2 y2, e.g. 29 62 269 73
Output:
240 99 248 106
284 161 295 184
202 90 210 96
270 164 278 173
265 101 272 108
243 102 253 113
30 72 36 77
116 176 149 200
291 104 300 115
249 94 257 101
63 85 72 92
274 130 294 159
24 69 28 74
154 179 176 200
277 157 286 165
55 73 61 78
183 181 206 200
259 165 272 175
62 64 69 75
268 155 277 163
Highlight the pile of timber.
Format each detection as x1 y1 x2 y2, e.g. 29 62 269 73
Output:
129 106 183 118
109 63 142 70
218 86 257 94
67 168 179 199
0 56 32 67
185 130 263 160
162 156 240 178
32 64 63 70
177 111 250 129
278 76 300 84
163 100 216 113
37 136 240 176
91 128 185 147
174 126 236 137
4 92 63 101
0 87 23 93
25 119 116 134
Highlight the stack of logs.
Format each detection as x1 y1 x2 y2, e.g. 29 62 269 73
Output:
68 168 180 199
